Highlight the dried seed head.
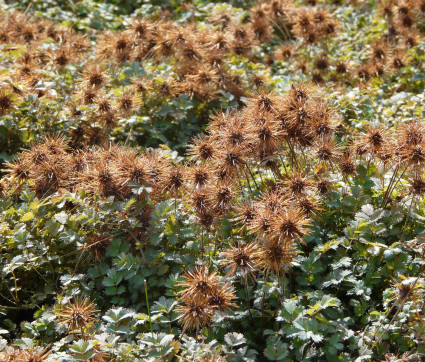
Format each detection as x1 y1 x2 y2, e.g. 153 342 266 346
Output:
233 200 257 227
339 152 357 176
0 87 14 114
316 136 342 164
159 165 185 196
206 182 235 213
317 178 331 195
176 297 214 334
221 242 261 280
409 176 425 195
207 283 237 313
56 297 98 333
281 172 314 196
270 208 311 242
178 266 219 300
187 135 215 162
294 195 322 217
259 238 298 277
185 165 210 188
248 210 273 237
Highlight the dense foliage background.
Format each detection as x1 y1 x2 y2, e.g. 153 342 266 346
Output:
1 0 425 360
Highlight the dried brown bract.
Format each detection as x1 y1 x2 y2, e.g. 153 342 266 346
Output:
3 155 30 185
0 344 52 362
0 86 15 114
369 39 390 64
408 175 425 195
117 90 141 116
339 152 358 176
270 207 311 242
208 282 237 313
80 63 109 89
280 171 315 196
221 241 261 280
185 165 211 189
315 136 342 166
259 238 298 277
82 234 112 261
56 296 98 334
176 297 214 334
206 181 236 214
178 265 219 300
354 123 391 157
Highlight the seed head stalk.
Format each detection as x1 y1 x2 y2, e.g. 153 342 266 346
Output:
145 279 154 336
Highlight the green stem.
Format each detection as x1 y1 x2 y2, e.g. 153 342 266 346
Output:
145 279 154 335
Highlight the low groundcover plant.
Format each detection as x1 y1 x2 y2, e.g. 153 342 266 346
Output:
0 0 425 361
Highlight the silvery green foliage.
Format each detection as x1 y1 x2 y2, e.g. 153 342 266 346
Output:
1 0 425 360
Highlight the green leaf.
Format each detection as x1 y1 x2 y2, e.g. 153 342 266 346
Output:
264 341 288 361
54 212 68 225
152 297 177 314
21 212 34 222
103 278 115 288
69 340 95 360
224 332 246 347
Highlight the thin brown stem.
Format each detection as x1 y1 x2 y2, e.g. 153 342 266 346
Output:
400 195 415 243
201 227 204 263
244 169 253 194
261 271 270 332
246 165 260 191
288 141 300 171
245 279 254 322
381 163 400 207
278 154 289 178
383 164 408 208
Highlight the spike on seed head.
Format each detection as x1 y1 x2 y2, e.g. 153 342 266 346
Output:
409 176 425 195
0 88 14 114
233 200 257 227
178 266 219 300
187 135 215 162
56 296 98 333
176 297 214 334
270 208 310 242
317 178 331 195
221 242 261 280
259 238 298 277
207 283 237 313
